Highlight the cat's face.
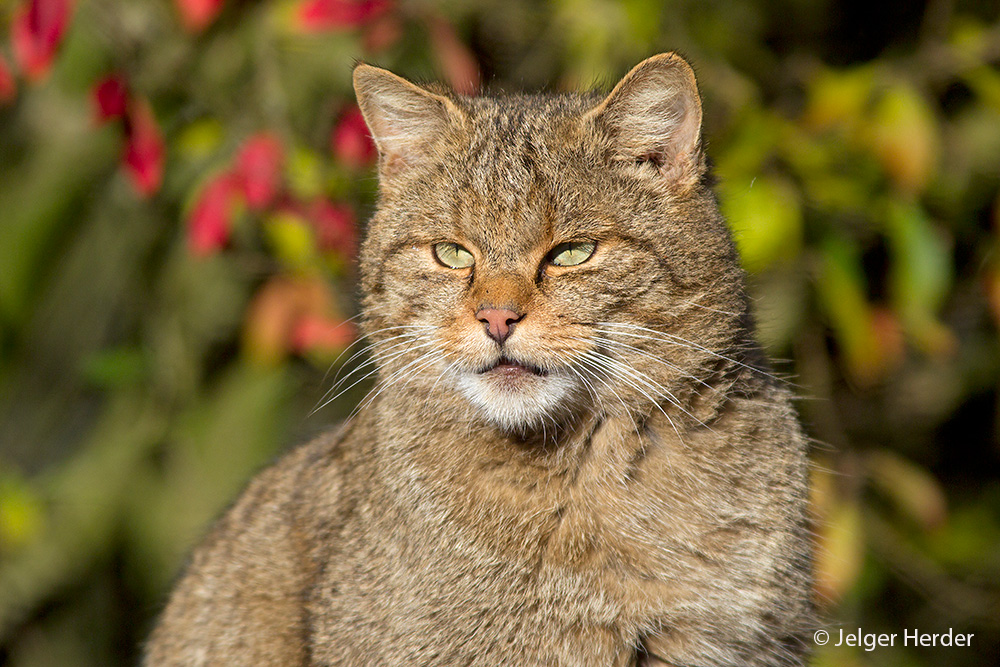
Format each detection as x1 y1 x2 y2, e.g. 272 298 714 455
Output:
354 55 747 432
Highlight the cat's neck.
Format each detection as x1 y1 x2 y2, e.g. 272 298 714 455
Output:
368 351 753 467
365 368 746 549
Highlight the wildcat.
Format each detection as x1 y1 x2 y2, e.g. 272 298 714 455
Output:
144 53 813 666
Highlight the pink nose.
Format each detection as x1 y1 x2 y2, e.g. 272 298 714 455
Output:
476 307 522 344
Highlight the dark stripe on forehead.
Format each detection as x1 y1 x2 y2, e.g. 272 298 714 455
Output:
430 94 594 264
465 105 544 205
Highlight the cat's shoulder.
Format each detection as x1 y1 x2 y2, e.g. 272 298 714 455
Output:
195 419 364 558
144 423 363 664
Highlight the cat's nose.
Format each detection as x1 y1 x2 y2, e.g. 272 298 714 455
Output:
476 307 522 344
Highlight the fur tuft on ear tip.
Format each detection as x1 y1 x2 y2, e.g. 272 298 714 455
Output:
586 53 704 184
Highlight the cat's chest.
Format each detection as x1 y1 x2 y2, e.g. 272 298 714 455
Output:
428 423 686 600
309 422 704 665
486 419 691 575
312 524 641 666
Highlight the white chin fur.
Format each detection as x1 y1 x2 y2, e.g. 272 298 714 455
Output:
456 371 578 431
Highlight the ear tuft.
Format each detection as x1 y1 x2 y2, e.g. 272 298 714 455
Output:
586 53 703 184
352 65 463 177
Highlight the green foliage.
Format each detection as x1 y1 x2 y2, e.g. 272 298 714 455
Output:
1 1 999 665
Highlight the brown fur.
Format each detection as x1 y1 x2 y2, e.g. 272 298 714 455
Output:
145 53 813 666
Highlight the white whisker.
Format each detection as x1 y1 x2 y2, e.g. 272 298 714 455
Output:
320 329 436 401
574 353 643 441
313 338 439 415
590 334 716 395
579 351 682 443
598 322 778 382
580 338 717 436
354 348 446 416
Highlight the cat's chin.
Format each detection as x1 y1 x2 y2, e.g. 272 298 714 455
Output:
456 365 578 432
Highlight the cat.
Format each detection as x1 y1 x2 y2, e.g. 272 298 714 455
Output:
144 53 814 666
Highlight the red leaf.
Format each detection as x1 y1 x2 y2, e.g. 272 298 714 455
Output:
244 276 351 364
174 0 226 32
296 0 391 32
290 314 356 354
234 133 284 210
91 74 128 123
0 54 16 104
123 100 165 197
427 15 479 95
244 276 314 365
308 199 356 255
362 12 402 53
331 105 375 169
10 0 73 82
187 172 241 256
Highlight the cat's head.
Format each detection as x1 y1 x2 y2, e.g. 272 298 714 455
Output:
352 54 750 433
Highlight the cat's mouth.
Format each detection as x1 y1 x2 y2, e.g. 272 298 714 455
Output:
460 354 573 429
479 355 548 377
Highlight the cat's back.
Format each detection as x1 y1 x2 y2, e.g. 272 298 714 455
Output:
144 419 366 665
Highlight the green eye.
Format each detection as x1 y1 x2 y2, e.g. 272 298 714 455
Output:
549 241 596 267
433 242 475 269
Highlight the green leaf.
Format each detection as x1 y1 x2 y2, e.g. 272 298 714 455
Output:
286 146 326 201
721 175 803 273
815 236 885 383
0 472 45 554
264 211 318 270
867 449 948 531
922 503 1000 568
867 82 940 194
176 118 226 162
716 110 784 180
964 65 1000 114
78 347 147 389
885 201 954 354
803 65 876 132
815 496 865 603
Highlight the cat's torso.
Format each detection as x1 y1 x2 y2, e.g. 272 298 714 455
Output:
148 375 807 665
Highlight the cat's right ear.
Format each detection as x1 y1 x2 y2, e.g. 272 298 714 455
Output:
353 64 464 178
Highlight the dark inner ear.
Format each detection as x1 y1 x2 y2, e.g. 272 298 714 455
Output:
352 65 463 178
585 53 703 184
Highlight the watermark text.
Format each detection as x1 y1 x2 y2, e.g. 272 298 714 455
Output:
813 628 974 651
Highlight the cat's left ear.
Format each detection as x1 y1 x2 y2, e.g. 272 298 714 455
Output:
585 53 703 186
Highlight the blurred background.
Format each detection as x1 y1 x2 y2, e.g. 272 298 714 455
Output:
0 0 998 665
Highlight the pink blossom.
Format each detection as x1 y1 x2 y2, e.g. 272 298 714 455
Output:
91 74 128 123
331 105 376 169
308 199 356 256
290 314 356 354
0 55 16 104
187 172 241 256
175 0 226 32
10 0 73 81
427 15 479 95
123 100 165 197
296 0 391 32
362 12 402 53
234 133 284 210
